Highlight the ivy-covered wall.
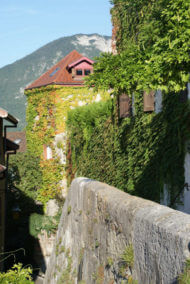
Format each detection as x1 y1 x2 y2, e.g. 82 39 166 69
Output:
25 85 110 204
66 0 190 207
87 0 189 94
67 91 190 205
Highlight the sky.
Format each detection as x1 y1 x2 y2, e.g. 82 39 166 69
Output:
0 0 112 68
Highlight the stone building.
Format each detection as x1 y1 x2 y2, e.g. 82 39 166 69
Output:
25 50 110 201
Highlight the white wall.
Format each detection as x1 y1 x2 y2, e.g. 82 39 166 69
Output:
155 90 162 113
177 149 190 213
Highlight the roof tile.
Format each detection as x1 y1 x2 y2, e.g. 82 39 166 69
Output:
25 50 93 90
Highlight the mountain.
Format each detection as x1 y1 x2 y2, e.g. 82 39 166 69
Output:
0 34 111 130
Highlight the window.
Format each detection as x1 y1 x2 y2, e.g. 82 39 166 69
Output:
43 145 52 160
49 67 60 77
76 69 83 76
84 69 91 76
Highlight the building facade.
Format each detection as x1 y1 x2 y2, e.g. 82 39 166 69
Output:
0 108 19 270
25 50 110 203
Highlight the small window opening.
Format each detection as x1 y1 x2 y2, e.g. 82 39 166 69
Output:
43 145 52 160
49 67 60 77
84 69 91 76
76 69 83 76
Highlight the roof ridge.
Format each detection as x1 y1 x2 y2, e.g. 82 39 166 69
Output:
25 50 90 90
55 51 83 83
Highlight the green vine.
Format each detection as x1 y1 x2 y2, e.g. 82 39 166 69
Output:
86 0 190 93
67 0 190 205
25 85 109 203
67 92 190 205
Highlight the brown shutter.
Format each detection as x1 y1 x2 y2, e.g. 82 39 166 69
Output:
143 90 155 112
72 68 75 77
43 145 47 160
119 94 131 118
179 88 188 103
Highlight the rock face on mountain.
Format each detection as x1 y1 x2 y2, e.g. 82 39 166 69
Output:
0 34 111 130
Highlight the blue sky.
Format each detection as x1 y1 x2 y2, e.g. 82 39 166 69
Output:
0 0 112 68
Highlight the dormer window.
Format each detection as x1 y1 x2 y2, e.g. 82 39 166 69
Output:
76 69 83 76
84 69 91 76
68 56 94 80
75 69 91 76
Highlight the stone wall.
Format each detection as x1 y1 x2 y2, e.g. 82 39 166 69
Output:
44 177 190 284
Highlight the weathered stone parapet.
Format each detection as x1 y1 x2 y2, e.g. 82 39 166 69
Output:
44 178 190 284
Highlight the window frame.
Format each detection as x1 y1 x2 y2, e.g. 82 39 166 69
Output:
76 69 83 76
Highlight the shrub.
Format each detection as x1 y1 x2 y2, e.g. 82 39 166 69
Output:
0 263 33 283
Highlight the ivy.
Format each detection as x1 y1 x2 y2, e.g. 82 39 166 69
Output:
29 210 62 238
86 0 190 93
8 152 42 201
25 85 110 204
68 0 190 205
67 92 190 205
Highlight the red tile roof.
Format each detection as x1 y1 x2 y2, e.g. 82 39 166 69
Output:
25 50 93 90
68 56 94 69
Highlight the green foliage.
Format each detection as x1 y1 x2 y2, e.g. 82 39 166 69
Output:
106 257 114 267
121 244 134 269
67 206 71 215
87 0 190 93
0 263 33 283
82 0 190 205
178 259 190 283
95 240 100 248
8 152 42 201
67 93 190 205
25 85 109 203
29 210 61 238
66 100 114 186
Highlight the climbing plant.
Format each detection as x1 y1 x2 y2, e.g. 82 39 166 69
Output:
86 0 190 93
66 0 190 205
67 91 190 205
25 85 110 204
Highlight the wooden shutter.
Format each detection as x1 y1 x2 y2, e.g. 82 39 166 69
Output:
143 90 155 112
72 68 75 77
43 145 47 160
119 94 131 118
179 88 188 103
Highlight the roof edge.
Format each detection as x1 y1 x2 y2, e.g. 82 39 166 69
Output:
68 56 94 69
0 108 18 124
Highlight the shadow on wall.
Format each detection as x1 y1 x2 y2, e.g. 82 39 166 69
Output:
126 92 190 207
